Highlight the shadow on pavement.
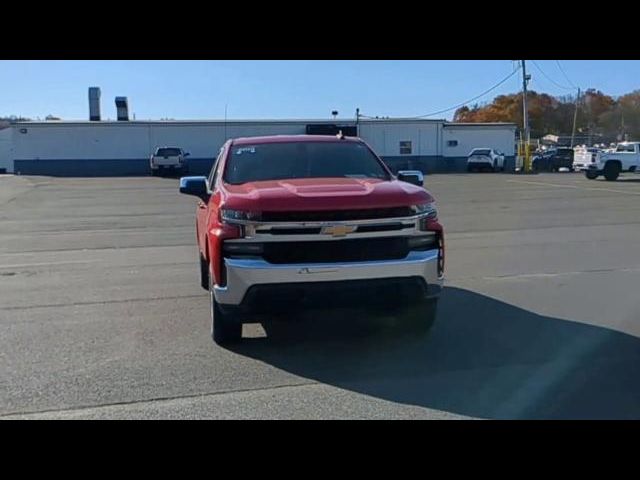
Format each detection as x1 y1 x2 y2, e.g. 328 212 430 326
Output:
231 286 640 419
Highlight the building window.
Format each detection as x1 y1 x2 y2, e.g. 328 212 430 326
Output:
399 141 412 155
447 140 458 147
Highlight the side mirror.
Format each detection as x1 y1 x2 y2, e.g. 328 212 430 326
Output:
179 176 209 201
397 170 424 187
184 152 191 157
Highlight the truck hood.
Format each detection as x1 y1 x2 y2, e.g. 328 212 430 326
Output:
221 177 434 212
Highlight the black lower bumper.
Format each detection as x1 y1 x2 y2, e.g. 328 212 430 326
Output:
220 276 439 315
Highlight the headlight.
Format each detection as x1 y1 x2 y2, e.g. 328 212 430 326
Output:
411 203 438 220
220 209 262 222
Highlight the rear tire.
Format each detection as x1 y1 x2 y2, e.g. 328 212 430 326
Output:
603 162 620 181
210 268 242 345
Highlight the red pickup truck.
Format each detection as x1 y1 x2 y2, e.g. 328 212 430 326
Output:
179 135 444 345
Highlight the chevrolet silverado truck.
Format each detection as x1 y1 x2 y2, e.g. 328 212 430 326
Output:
583 142 640 181
150 146 190 175
179 135 444 345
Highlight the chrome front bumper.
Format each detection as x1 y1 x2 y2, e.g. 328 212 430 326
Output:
213 249 443 306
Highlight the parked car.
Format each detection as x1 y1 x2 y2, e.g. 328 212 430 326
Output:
150 146 190 175
179 135 444 345
532 147 574 172
467 148 505 172
584 141 640 181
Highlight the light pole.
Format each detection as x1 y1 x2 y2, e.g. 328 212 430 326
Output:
521 60 531 172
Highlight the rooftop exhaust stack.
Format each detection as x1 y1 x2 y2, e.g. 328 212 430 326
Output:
115 97 129 121
89 87 101 121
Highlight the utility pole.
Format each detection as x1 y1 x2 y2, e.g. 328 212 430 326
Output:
521 60 531 172
570 88 580 148
224 104 228 141
355 108 360 136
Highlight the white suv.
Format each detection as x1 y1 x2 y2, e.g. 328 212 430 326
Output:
467 148 505 172
150 147 190 175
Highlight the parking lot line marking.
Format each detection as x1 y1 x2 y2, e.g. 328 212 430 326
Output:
477 266 640 281
508 179 582 189
507 179 640 196
0 260 101 269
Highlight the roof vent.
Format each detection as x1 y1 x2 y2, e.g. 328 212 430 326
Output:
115 97 129 121
89 87 101 121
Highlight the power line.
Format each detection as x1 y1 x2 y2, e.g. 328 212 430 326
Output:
362 66 521 120
555 60 578 89
531 60 575 91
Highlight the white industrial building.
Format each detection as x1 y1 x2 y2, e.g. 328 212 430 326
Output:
0 128 11 173
1 118 517 176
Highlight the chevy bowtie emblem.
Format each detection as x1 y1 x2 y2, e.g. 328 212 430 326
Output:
321 225 357 237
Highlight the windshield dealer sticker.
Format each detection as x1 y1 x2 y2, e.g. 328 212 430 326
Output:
236 147 256 155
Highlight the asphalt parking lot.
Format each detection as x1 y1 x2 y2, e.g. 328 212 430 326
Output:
2 172 640 419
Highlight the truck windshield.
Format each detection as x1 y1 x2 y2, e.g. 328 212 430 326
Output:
223 141 391 184
155 148 181 156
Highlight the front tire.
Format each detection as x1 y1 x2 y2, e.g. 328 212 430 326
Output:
209 267 242 345
603 162 620 181
199 254 209 290
585 170 598 180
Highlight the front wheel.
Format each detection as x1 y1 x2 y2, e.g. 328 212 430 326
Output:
585 170 598 180
210 268 242 345
603 162 620 181
199 254 209 291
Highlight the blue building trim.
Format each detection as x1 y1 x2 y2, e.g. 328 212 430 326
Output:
13 155 516 176
381 156 515 174
13 158 216 177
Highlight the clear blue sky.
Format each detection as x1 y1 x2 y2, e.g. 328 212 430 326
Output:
1 60 639 121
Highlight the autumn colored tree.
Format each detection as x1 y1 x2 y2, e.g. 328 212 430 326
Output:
453 88 638 142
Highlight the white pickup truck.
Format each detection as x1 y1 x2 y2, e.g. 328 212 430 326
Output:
150 146 190 175
584 142 640 181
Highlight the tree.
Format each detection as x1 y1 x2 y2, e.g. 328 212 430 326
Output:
451 88 635 142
